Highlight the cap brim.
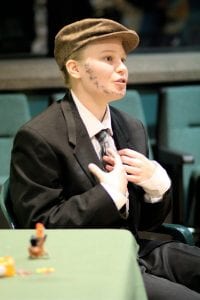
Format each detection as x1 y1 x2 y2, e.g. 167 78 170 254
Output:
81 31 139 54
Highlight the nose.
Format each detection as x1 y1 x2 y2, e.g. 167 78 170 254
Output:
116 60 127 75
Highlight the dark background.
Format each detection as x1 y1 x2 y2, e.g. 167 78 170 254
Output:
0 0 199 58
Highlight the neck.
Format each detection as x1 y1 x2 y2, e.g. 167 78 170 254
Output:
71 88 108 121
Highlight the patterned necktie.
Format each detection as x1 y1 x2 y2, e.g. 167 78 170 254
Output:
95 129 111 161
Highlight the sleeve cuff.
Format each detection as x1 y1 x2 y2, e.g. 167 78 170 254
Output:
101 183 129 212
139 161 171 199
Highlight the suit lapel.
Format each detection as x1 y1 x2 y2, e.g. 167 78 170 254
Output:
61 94 103 184
111 108 130 150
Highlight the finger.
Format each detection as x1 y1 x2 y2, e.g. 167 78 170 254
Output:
123 164 141 176
120 155 141 167
118 148 143 159
103 155 114 166
107 148 122 165
127 174 141 184
88 163 105 181
105 164 114 172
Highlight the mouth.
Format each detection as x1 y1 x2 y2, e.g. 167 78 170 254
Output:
115 78 127 84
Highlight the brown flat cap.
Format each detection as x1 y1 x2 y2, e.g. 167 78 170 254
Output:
54 18 139 70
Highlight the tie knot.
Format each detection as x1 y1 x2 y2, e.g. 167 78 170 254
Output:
95 129 109 143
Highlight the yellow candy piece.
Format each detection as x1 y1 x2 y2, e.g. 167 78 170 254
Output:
36 267 55 274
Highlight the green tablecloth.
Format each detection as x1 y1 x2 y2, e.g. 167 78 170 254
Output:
0 229 147 300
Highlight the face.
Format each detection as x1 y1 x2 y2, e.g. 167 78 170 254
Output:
75 38 128 104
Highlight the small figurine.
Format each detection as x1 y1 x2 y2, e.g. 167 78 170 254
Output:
28 223 48 259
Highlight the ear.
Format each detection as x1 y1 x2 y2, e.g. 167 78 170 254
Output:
65 59 81 79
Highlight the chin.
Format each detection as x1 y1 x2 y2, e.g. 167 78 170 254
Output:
110 90 126 102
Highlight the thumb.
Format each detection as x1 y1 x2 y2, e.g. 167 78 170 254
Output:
88 163 105 181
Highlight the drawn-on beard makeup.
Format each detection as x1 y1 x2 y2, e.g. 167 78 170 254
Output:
84 63 117 95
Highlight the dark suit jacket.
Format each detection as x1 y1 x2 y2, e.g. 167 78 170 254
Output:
10 93 171 255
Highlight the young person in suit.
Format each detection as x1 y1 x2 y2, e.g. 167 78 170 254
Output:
10 18 200 299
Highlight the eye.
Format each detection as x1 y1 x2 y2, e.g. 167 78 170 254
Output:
104 55 113 62
121 57 127 64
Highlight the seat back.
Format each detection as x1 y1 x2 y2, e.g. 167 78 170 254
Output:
0 177 15 228
49 91 65 104
0 93 31 187
110 89 153 159
111 90 195 243
158 85 200 226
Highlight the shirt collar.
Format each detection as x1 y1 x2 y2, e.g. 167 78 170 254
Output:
71 90 113 138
